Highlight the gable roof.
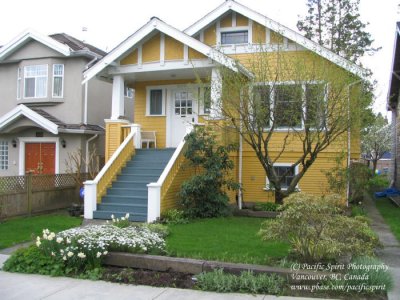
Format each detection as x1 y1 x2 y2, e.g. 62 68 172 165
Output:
0 29 107 62
185 0 367 79
82 17 252 84
0 105 104 134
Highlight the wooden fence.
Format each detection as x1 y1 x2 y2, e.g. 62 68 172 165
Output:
0 173 87 219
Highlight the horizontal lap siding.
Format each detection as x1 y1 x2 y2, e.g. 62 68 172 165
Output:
142 33 160 63
121 49 138 65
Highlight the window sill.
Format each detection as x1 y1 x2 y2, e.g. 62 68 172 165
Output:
18 98 64 105
145 114 166 117
263 187 301 192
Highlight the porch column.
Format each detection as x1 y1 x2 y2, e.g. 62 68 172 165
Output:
111 75 125 119
210 68 222 119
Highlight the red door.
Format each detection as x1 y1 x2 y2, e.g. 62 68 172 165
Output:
25 143 55 174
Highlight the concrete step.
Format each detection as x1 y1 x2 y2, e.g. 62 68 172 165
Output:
107 188 147 197
102 196 147 205
97 203 147 214
117 174 160 182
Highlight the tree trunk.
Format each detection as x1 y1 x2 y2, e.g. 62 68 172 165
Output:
372 160 378 175
274 190 285 205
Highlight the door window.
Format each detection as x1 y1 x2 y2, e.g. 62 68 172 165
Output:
174 92 193 116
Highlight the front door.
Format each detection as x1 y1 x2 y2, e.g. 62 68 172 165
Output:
169 90 198 147
25 143 55 174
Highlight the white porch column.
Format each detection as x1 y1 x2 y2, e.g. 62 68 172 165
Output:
84 180 97 219
130 123 142 149
147 183 161 222
210 68 222 119
111 75 125 119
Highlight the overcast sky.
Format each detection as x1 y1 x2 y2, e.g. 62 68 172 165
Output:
0 0 398 119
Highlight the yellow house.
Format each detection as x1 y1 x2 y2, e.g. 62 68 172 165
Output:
83 0 366 222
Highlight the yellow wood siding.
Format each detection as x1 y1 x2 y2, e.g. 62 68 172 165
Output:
252 21 266 44
189 47 206 59
270 30 284 44
204 24 216 46
236 13 248 26
121 49 138 65
105 122 128 161
165 36 184 60
220 12 232 27
142 33 160 63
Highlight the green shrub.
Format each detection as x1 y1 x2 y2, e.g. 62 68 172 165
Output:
325 256 393 294
351 205 366 217
259 193 380 263
138 223 170 238
195 269 285 294
253 202 281 212
109 213 130 228
349 163 372 203
180 126 239 218
368 175 389 191
160 209 188 225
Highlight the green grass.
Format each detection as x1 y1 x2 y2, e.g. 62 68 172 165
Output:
375 197 400 242
0 213 82 249
166 217 290 265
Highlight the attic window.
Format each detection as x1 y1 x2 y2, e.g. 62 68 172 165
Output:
221 30 248 45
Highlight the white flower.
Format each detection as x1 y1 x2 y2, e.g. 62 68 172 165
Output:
66 238 71 244
60 249 64 254
111 214 115 219
42 233 48 239
67 251 74 257
125 213 129 219
96 252 102 258
77 239 83 244
103 251 108 255
56 237 63 244
51 252 55 256
77 252 86 259
121 217 125 221
36 236 41 241
47 235 54 241
63 256 67 261
36 240 41 247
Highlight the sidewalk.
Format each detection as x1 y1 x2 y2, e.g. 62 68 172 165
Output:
363 193 400 300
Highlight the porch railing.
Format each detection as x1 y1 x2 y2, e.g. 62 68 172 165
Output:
147 125 193 222
84 128 136 219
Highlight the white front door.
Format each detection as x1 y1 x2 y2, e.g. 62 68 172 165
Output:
169 90 198 147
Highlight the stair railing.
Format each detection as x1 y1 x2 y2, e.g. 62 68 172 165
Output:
84 128 137 219
147 124 194 222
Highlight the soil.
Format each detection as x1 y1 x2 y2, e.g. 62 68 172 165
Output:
102 267 195 289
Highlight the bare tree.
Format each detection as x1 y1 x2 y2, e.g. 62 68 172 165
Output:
65 145 98 186
207 49 367 204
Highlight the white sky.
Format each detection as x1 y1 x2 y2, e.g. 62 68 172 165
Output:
0 0 398 119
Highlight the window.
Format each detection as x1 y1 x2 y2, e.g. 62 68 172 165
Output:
17 68 21 100
52 64 64 97
252 85 271 127
265 164 298 190
149 89 163 115
0 141 9 170
24 65 48 98
221 30 248 45
274 84 303 128
124 87 134 98
305 83 326 128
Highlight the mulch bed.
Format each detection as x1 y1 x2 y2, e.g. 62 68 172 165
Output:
102 267 195 289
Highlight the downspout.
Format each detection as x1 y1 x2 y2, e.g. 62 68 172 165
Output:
238 127 243 209
86 134 98 173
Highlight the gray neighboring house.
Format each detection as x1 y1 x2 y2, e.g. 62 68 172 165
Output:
0 30 132 176
388 22 400 187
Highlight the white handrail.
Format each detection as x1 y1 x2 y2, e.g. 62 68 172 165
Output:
90 131 135 184
156 138 186 186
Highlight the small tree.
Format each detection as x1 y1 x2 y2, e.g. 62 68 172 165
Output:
361 114 392 174
65 146 98 186
179 126 239 218
211 49 368 204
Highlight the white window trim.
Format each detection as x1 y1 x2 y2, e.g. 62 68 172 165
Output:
146 86 166 116
264 163 300 191
17 68 21 100
23 64 48 99
52 64 64 98
254 81 327 131
0 140 9 170
18 137 60 175
124 86 134 99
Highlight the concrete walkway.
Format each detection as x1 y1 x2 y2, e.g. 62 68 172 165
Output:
363 194 400 300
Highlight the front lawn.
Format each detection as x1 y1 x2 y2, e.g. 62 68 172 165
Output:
375 197 400 242
166 217 290 265
0 213 82 249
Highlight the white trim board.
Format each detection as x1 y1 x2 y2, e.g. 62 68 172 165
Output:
82 17 252 84
18 137 60 175
0 104 59 134
184 0 366 79
0 29 71 61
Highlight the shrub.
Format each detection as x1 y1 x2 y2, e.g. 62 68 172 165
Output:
368 175 389 191
259 193 380 263
351 205 366 217
160 209 188 224
180 126 239 218
195 269 285 294
349 163 372 203
253 202 281 212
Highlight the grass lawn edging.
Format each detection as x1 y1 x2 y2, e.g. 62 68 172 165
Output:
104 252 329 284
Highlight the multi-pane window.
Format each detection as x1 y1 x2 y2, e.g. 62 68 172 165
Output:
149 89 163 115
174 92 193 115
52 64 64 97
221 30 248 44
253 82 326 129
0 141 9 170
265 165 297 190
24 65 48 98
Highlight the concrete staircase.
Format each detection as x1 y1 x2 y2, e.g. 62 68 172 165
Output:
93 148 176 222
